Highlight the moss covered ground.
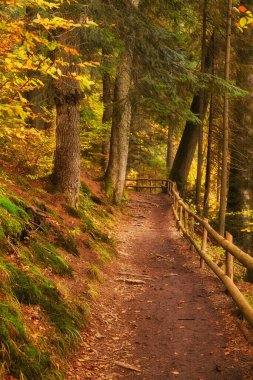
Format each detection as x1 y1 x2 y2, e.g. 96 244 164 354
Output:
0 172 116 380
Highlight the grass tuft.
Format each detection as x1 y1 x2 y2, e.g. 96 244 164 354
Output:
8 264 83 337
31 241 73 276
88 264 103 282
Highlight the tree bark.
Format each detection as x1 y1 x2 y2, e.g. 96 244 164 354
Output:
219 0 232 236
104 0 140 203
52 29 82 207
203 33 215 217
169 95 203 191
203 94 213 217
169 41 212 192
105 49 133 203
166 126 174 179
227 18 253 279
101 72 113 172
101 48 113 173
196 0 208 211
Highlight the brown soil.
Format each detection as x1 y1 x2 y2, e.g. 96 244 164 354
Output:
66 193 253 380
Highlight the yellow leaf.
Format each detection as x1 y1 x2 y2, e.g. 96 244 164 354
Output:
240 17 247 27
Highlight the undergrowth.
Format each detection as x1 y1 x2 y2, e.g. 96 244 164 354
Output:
0 178 115 380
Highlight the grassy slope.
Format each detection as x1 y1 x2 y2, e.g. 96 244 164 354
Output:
0 167 116 380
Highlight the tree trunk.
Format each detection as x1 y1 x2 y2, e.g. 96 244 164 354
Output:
101 47 113 173
169 95 203 191
166 126 174 179
105 49 133 203
196 0 208 211
170 41 212 192
101 71 113 172
227 16 253 279
104 0 140 204
53 95 81 207
52 29 82 207
203 32 215 217
203 94 214 217
26 86 54 130
219 0 232 236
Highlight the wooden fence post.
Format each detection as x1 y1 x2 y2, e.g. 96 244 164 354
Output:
184 209 188 232
190 216 195 235
190 216 195 251
181 208 185 228
225 231 233 282
200 218 208 269
179 205 183 231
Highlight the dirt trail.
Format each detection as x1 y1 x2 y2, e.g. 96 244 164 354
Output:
66 193 253 380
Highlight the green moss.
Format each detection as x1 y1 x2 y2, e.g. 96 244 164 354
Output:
80 182 92 196
55 231 79 256
9 195 27 210
0 195 29 240
0 196 28 220
1 212 26 238
81 214 95 233
31 241 73 276
0 300 51 380
79 193 94 212
8 265 83 337
65 205 82 219
0 176 115 379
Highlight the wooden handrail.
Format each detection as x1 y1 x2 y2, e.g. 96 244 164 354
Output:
167 179 253 328
168 181 253 270
125 178 168 194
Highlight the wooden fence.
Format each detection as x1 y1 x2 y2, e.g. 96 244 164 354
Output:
167 180 253 328
126 178 168 193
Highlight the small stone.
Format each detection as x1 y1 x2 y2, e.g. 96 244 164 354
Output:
95 332 105 339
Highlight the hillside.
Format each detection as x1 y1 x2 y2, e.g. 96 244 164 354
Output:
0 163 116 379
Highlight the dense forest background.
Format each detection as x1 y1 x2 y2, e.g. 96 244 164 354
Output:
1 0 253 378
3 0 253 241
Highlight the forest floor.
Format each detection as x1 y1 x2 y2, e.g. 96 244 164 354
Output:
66 192 253 380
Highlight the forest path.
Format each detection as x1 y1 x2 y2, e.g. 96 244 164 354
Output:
66 193 253 380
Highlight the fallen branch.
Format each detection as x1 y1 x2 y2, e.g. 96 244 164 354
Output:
26 206 50 219
114 361 141 372
118 272 152 280
155 254 168 260
116 278 146 285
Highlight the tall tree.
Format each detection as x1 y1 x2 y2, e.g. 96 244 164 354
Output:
169 44 212 192
105 0 140 203
53 27 82 207
101 48 113 172
227 5 253 279
166 126 174 179
196 0 208 211
105 47 134 203
219 0 232 236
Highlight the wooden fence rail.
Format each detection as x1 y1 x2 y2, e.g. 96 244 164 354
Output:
126 178 168 193
167 180 253 328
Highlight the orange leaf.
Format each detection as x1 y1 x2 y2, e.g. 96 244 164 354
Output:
238 5 247 12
